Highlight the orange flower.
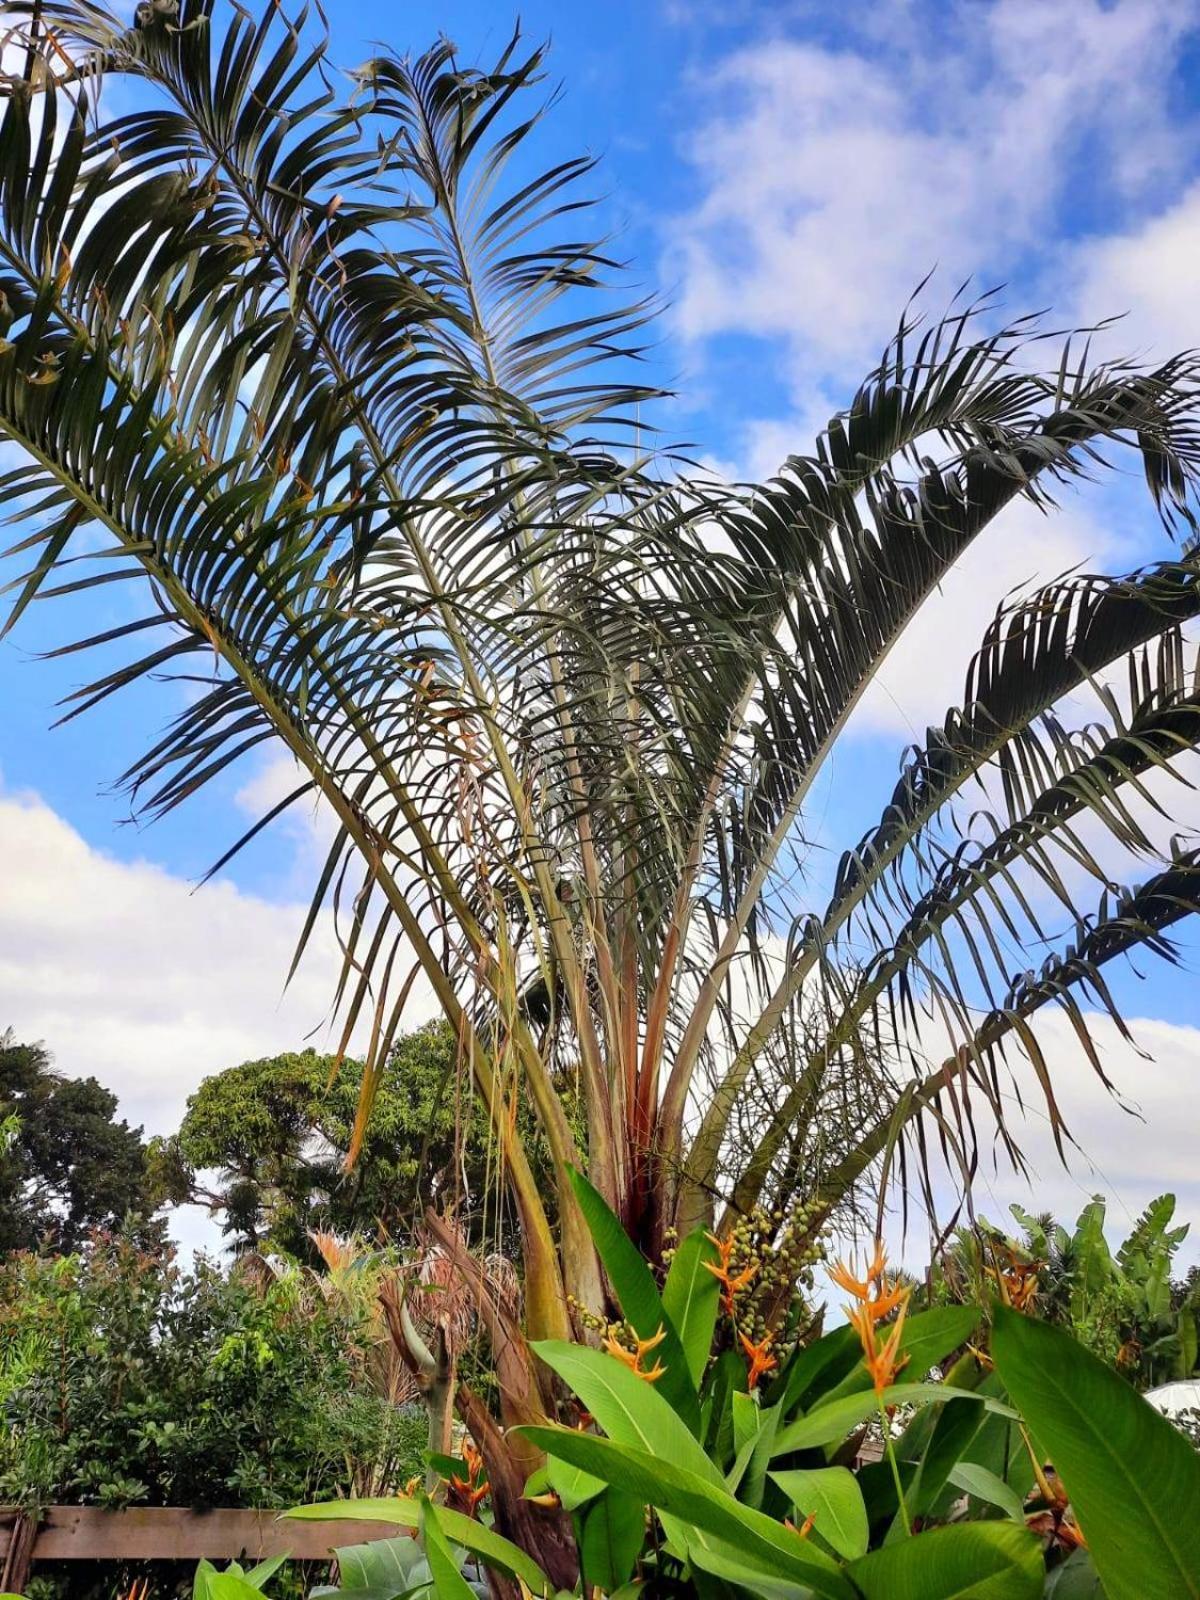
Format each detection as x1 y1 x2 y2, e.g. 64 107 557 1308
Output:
448 1438 490 1516
704 1232 760 1315
602 1323 667 1383
785 1513 817 1539
1116 1336 1142 1369
987 1242 1042 1312
1022 1436 1087 1551
739 1330 777 1390
827 1239 886 1300
965 1342 995 1372
829 1242 912 1396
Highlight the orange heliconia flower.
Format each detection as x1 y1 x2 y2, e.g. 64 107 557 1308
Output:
965 1341 995 1372
785 1513 817 1539
602 1323 668 1383
1024 1438 1087 1552
739 1329 777 1390
827 1239 887 1300
448 1438 490 1516
704 1232 760 1315
987 1242 1041 1312
830 1242 913 1396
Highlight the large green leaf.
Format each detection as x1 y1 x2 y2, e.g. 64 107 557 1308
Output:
330 1537 428 1597
576 1490 645 1592
946 1462 1026 1524
1044 1550 1107 1597
992 1304 1200 1600
887 1395 986 1542
284 1501 547 1595
517 1425 855 1600
532 1341 720 1485
662 1227 722 1387
768 1467 868 1560
686 1536 826 1600
567 1169 699 1428
848 1522 1043 1599
545 1454 606 1512
194 1572 279 1600
740 1398 782 1511
194 1561 283 1600
772 1384 1015 1454
774 1323 862 1416
705 1347 750 1469
419 1501 475 1600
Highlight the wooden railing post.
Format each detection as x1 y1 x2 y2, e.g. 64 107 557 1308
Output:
0 1510 37 1595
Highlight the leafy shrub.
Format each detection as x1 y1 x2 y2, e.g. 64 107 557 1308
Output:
931 1193 1200 1388
0 1232 425 1513
294 1180 1200 1598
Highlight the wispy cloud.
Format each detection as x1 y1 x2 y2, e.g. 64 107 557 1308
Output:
671 0 1200 390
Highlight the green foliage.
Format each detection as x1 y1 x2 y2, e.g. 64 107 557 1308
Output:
0 1032 157 1254
284 1212 1200 1597
993 1304 1200 1600
169 1028 572 1259
661 1228 722 1387
565 1171 701 1431
286 1502 548 1596
193 1555 287 1600
170 1030 473 1257
937 1192 1199 1386
507 1212 1200 1594
0 1233 425 1513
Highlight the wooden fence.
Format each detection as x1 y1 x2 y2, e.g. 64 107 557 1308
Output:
0 1506 401 1593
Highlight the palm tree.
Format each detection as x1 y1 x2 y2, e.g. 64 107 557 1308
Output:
5 0 1200 1563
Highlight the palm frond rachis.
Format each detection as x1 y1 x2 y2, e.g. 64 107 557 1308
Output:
4 1 1200 1329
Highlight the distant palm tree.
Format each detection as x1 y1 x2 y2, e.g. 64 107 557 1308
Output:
5 0 1200 1564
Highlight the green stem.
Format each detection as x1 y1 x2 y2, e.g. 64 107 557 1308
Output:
879 1396 911 1537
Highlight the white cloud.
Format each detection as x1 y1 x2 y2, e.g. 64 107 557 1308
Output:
672 0 1200 382
0 789 436 1141
1074 181 1200 360
848 499 1122 738
899 1009 1200 1269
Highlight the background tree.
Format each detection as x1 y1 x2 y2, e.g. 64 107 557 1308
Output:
166 1024 547 1257
0 1031 155 1253
7 1 1200 1569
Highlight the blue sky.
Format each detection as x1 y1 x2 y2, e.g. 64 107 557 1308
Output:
3 0 1200 1255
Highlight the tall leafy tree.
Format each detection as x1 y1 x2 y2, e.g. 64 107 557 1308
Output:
5 0 1200 1563
167 1026 557 1255
0 1032 154 1252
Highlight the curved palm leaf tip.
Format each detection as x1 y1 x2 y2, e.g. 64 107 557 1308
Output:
3 0 1200 1304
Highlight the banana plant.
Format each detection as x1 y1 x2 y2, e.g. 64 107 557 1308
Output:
939 1193 1200 1386
7 0 1200 1569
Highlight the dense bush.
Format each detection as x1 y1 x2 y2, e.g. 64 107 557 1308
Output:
931 1193 1200 1389
0 1233 425 1513
292 1178 1200 1599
